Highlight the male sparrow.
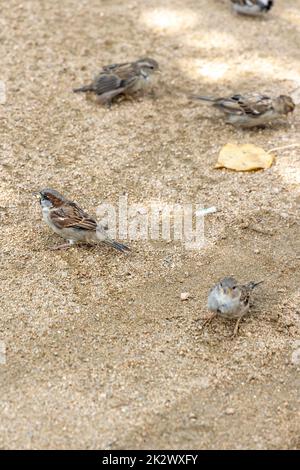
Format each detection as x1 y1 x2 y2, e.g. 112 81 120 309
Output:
190 93 295 128
73 58 159 105
231 0 274 16
35 188 130 252
204 277 263 335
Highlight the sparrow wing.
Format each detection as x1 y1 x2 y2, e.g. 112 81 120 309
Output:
231 1 268 7
231 94 272 115
238 285 251 308
49 203 97 231
101 62 132 73
113 65 137 80
93 66 139 94
231 0 252 4
248 95 273 114
93 73 124 94
105 62 140 80
215 96 246 115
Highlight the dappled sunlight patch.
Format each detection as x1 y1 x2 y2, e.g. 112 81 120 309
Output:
185 31 238 51
178 55 300 85
277 164 300 186
140 8 197 34
276 157 300 187
179 58 230 81
197 61 230 81
280 8 300 28
240 57 300 84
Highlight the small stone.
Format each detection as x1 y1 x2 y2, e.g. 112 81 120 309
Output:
293 340 300 349
225 408 235 415
180 292 190 301
291 348 300 365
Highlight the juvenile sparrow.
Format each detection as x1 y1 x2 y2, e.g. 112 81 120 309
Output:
73 58 159 105
204 277 263 335
190 93 295 128
35 188 130 252
231 0 273 16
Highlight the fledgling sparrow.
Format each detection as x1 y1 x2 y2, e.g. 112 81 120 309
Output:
34 188 130 252
231 0 274 16
190 93 295 128
73 58 159 105
204 277 263 335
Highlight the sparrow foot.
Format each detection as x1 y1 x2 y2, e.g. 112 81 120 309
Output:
232 317 243 337
201 312 217 330
50 243 74 251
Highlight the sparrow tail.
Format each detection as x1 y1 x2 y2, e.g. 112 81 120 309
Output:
104 239 130 253
73 85 93 93
189 95 216 104
248 280 264 290
258 0 273 10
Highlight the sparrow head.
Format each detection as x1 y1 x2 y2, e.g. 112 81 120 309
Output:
34 188 66 208
274 95 295 115
265 0 274 11
219 276 238 297
135 58 159 75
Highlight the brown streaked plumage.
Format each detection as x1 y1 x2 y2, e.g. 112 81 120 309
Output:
73 58 159 105
203 276 263 336
35 188 130 252
190 93 295 127
231 0 273 16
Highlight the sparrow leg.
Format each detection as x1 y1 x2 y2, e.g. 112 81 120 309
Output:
50 240 76 251
232 317 243 337
50 243 73 251
97 89 125 106
124 93 136 103
149 89 157 99
201 312 217 329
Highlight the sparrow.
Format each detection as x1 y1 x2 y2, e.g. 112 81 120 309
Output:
34 188 130 252
73 58 159 105
231 0 274 16
204 277 263 335
190 93 295 128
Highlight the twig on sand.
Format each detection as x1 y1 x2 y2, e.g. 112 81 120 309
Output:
268 143 300 154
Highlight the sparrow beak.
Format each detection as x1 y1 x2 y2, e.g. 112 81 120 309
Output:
32 191 41 198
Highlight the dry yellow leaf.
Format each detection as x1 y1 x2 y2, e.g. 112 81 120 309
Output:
215 143 275 171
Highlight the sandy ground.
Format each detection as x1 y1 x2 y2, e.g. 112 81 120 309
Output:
0 0 300 450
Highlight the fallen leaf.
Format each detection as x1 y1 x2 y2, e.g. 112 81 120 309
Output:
216 143 274 171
